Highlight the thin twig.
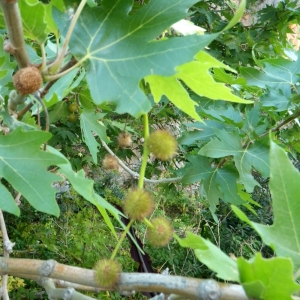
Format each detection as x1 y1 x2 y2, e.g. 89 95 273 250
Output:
100 140 182 184
47 0 87 74
260 109 300 139
40 57 78 99
17 102 34 120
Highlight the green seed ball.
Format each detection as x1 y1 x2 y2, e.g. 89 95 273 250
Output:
147 217 174 247
146 130 177 161
68 113 78 123
68 103 79 113
123 188 154 220
94 259 122 288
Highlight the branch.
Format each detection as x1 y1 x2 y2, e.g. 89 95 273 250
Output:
260 108 300 138
40 57 78 98
0 0 30 68
8 90 27 112
0 210 15 300
100 140 182 184
0 258 249 300
39 277 96 300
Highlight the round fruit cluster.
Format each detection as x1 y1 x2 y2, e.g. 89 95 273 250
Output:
13 66 43 95
94 259 122 288
95 129 176 289
67 102 79 123
146 129 177 161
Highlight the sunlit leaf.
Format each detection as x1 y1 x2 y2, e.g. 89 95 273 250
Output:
233 140 300 269
238 253 299 300
176 232 239 282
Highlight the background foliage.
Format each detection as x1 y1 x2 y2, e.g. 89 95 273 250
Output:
1 0 300 299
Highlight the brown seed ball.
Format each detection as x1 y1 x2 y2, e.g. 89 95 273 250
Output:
102 154 119 170
13 66 43 95
94 259 122 288
117 132 132 148
147 217 174 247
123 188 154 220
146 130 177 161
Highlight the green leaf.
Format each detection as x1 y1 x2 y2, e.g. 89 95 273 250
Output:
175 232 239 282
145 51 251 121
242 104 267 136
47 146 121 239
80 110 110 163
48 100 69 123
199 130 270 192
178 120 234 145
222 0 246 31
0 183 19 216
200 102 244 127
237 253 299 300
19 0 48 43
145 74 201 121
182 156 244 214
233 140 300 269
0 128 66 216
0 37 16 90
241 56 300 98
45 68 80 102
65 0 224 117
260 89 292 112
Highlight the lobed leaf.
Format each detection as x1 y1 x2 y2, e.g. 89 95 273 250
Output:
60 0 247 117
182 155 244 215
241 54 300 98
0 128 66 216
233 139 300 269
176 232 239 282
80 110 110 163
199 130 270 192
237 253 299 300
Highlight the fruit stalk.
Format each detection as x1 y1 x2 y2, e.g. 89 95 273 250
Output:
110 219 134 260
138 114 150 189
47 0 88 74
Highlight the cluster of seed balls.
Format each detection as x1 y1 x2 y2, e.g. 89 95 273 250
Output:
96 130 177 288
12 67 177 288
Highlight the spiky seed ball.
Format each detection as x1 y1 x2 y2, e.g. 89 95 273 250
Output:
117 132 132 148
146 130 177 161
147 217 174 247
94 259 122 288
102 154 119 170
13 66 43 95
123 188 154 220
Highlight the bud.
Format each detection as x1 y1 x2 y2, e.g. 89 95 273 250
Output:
147 217 173 247
123 188 154 220
146 130 177 161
